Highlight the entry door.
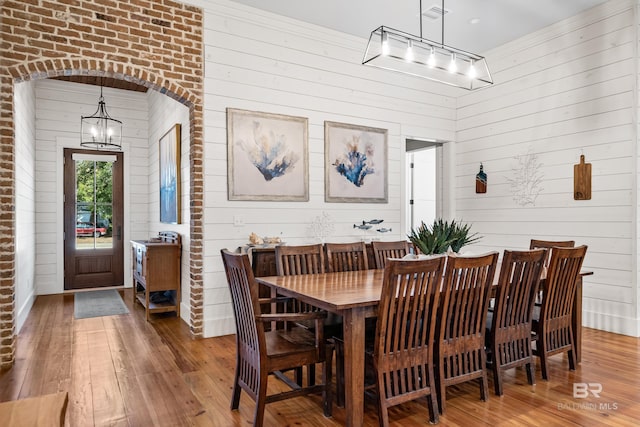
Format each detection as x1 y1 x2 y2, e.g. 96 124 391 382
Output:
64 149 124 290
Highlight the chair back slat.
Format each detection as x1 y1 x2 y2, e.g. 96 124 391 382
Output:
325 242 369 272
371 240 410 269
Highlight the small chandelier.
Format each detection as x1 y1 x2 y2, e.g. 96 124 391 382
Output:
80 82 123 150
362 0 493 90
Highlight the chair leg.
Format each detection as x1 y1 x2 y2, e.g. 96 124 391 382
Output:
427 373 440 424
492 362 503 396
479 373 489 402
231 366 242 410
253 376 269 427
539 352 549 380
308 364 316 386
323 347 333 417
568 346 577 371
525 361 536 386
335 339 345 408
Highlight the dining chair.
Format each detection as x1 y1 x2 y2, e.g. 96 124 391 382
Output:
371 240 410 269
531 245 587 380
436 251 499 414
325 242 369 272
529 239 575 266
220 249 332 427
325 241 369 406
486 248 547 396
275 244 325 276
275 244 333 386
372 256 446 425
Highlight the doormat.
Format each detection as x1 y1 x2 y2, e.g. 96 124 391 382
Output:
74 289 129 319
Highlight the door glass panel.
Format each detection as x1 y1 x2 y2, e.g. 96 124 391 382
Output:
75 159 114 250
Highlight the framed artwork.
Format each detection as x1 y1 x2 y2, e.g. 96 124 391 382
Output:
324 121 388 203
227 108 308 201
159 123 181 224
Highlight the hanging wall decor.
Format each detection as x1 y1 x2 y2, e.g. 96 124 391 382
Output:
227 108 309 201
324 121 388 203
159 124 181 224
574 154 591 200
475 163 487 193
507 150 543 207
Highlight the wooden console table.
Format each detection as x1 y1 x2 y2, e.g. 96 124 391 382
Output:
131 231 181 321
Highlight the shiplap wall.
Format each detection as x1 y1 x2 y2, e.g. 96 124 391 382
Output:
34 79 149 294
146 90 191 320
196 0 458 336
456 0 638 335
14 81 37 333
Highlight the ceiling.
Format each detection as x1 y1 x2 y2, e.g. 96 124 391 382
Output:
228 0 609 54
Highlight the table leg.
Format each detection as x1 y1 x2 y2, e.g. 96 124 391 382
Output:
343 307 366 427
573 277 583 363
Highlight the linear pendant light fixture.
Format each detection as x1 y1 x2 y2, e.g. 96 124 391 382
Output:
80 80 123 150
362 0 493 90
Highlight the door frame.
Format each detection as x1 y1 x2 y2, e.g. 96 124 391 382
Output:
50 138 132 295
63 148 124 289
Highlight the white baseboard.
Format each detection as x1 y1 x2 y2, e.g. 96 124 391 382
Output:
16 290 36 334
582 310 640 337
204 316 236 338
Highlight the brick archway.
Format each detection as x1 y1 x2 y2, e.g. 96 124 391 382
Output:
1 0 204 369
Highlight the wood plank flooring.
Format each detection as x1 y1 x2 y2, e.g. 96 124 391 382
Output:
1 290 639 426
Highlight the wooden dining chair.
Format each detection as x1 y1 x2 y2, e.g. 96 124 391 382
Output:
531 245 587 380
371 240 410 269
529 239 575 266
372 256 446 425
275 244 325 276
436 252 499 414
325 242 369 272
486 248 547 396
275 244 333 386
220 249 332 427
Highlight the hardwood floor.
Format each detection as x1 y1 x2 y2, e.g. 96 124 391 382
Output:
1 290 639 426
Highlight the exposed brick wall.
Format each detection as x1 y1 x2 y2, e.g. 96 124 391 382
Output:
0 0 204 369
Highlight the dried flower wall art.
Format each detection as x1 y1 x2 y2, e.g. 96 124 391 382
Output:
227 108 308 201
324 121 388 203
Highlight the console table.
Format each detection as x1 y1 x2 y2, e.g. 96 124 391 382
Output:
131 231 181 321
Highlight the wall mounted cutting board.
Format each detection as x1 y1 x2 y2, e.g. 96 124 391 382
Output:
574 154 591 200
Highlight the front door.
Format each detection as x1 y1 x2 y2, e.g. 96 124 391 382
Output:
64 149 124 290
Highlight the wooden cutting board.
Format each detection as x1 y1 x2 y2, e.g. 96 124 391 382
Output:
574 154 591 200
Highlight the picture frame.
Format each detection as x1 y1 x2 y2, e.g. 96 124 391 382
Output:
159 123 181 224
324 121 388 203
227 108 309 201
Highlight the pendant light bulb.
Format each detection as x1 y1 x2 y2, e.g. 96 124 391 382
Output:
448 52 457 73
405 39 414 62
467 59 477 79
427 46 436 68
381 31 390 56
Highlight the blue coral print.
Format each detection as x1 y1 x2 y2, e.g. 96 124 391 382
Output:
333 136 375 187
237 121 298 181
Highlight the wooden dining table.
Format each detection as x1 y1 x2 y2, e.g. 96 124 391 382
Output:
256 266 591 427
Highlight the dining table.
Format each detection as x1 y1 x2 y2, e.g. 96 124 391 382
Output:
256 265 592 427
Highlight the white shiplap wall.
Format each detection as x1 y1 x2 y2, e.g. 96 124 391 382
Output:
146 90 191 321
196 0 459 336
456 0 638 335
14 81 37 333
34 79 149 294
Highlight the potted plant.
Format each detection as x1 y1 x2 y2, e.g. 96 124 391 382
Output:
408 219 481 255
